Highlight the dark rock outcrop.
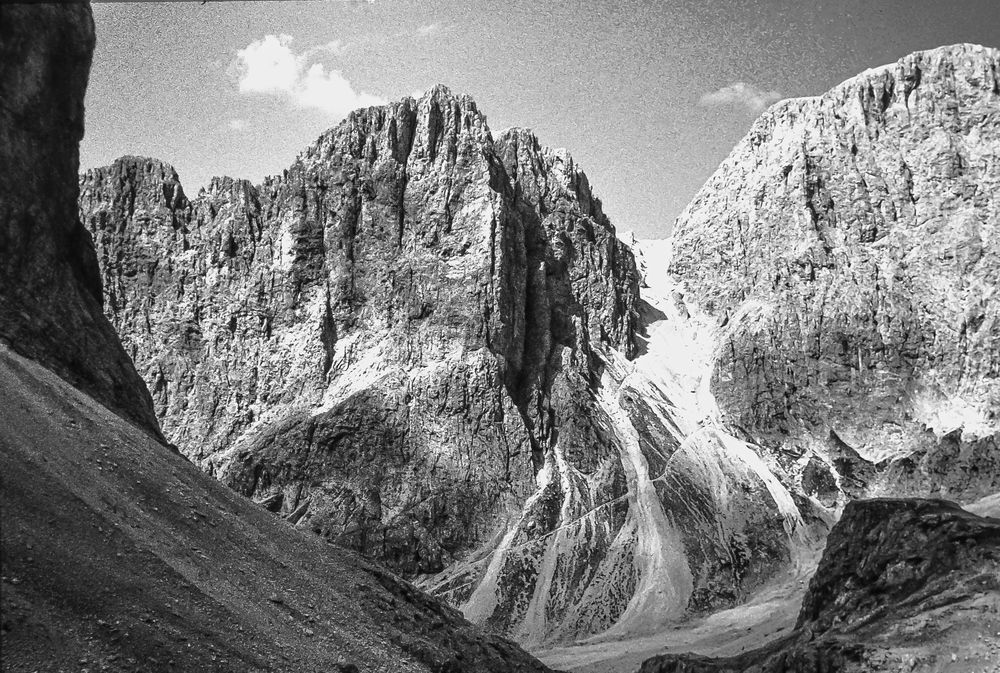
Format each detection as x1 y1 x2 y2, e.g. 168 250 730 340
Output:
0 3 160 437
668 44 1000 504
640 498 1000 673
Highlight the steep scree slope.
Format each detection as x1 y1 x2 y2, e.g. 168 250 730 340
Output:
1 343 554 673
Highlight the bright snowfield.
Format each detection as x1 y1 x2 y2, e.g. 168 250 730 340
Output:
500 238 825 670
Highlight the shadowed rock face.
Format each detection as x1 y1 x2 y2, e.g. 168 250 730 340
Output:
668 43 1000 505
639 499 1000 673
0 3 160 438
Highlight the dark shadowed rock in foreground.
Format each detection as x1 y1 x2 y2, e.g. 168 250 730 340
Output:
639 498 1000 673
0 3 160 438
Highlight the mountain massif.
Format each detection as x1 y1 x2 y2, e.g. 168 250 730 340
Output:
3 3 996 669
76 43 1000 653
79 90 809 644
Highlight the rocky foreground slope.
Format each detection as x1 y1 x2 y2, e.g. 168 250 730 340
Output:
0 345 552 673
0 5 552 671
640 499 1000 673
80 90 811 643
668 43 1000 505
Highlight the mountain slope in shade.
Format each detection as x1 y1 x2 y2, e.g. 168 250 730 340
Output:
668 43 1000 505
639 499 1000 673
0 344 552 673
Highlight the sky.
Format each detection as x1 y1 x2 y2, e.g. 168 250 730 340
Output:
81 0 999 238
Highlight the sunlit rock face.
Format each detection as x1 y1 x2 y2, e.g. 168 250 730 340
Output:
668 44 1000 505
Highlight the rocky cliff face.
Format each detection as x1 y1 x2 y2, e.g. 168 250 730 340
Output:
80 88 811 644
639 498 1000 673
0 3 160 437
668 44 1000 506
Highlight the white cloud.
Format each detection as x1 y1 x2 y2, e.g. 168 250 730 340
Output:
699 82 783 113
296 63 386 115
235 34 298 94
307 40 344 57
231 34 385 117
416 23 440 36
228 119 248 131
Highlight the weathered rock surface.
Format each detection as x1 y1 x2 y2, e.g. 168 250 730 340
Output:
668 44 1000 505
0 2 160 437
639 498 1000 673
1 6 554 672
80 90 811 644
